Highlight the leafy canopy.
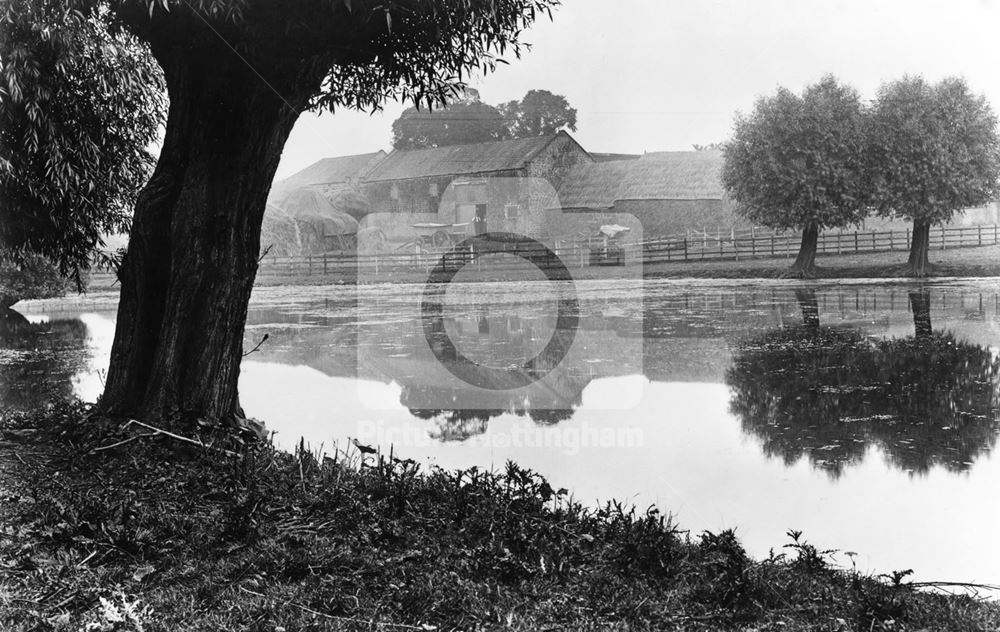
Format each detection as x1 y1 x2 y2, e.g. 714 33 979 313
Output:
392 96 508 149
722 75 870 232
0 0 166 277
498 88 577 138
392 88 576 149
868 75 1000 226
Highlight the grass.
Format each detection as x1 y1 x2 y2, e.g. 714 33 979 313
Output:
2 402 1000 631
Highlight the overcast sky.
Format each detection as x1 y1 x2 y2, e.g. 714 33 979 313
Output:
274 0 1000 179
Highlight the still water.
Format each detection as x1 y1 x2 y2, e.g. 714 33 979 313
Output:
4 278 1000 586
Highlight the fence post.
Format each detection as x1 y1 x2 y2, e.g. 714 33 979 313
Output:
770 234 775 257
941 225 946 250
324 254 328 274
906 227 911 248
683 238 688 261
854 231 859 253
872 230 876 251
979 224 983 246
889 231 894 251
308 255 313 275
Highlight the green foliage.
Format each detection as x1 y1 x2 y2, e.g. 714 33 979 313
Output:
722 75 870 232
0 0 165 276
868 75 1000 227
392 99 508 149
0 253 72 308
391 88 577 149
4 403 999 630
498 88 577 138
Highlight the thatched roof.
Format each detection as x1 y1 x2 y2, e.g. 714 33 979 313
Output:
558 150 726 209
276 151 386 189
364 133 573 182
279 188 359 236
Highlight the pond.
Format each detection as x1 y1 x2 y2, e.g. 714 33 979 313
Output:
4 277 1000 587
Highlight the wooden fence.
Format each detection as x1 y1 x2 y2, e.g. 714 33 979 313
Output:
257 224 1000 277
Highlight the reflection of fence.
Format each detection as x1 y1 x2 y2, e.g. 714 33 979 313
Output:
257 224 1000 276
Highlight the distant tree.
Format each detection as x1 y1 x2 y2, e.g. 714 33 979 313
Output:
722 76 870 277
0 0 165 282
498 89 577 138
868 76 1000 276
0 254 71 309
692 142 725 151
391 99 508 149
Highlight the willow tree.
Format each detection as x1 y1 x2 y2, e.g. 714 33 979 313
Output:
722 76 870 277
8 0 558 427
868 76 1000 277
0 0 165 282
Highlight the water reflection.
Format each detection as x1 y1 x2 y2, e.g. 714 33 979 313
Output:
8 281 1000 585
0 308 91 411
727 288 1000 477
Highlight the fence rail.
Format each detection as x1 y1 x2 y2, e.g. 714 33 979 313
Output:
257 224 1000 277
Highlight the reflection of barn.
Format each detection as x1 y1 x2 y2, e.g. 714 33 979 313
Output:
558 150 747 237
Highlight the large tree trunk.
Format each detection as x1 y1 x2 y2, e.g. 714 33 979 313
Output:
906 220 932 277
787 222 819 278
99 46 311 427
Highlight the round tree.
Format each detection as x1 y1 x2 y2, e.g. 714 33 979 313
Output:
868 76 1000 277
722 76 870 277
392 99 509 149
498 89 577 138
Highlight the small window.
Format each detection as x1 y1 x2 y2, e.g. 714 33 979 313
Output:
504 203 521 220
428 182 439 196
390 184 399 200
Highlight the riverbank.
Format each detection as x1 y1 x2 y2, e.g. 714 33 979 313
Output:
77 245 1000 290
2 403 998 631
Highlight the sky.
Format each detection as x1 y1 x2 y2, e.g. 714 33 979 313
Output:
274 0 1000 179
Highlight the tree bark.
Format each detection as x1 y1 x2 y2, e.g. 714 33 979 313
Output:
906 220 932 277
99 45 312 427
909 289 932 339
787 222 819 277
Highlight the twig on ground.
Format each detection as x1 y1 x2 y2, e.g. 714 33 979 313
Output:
92 432 158 453
122 419 237 457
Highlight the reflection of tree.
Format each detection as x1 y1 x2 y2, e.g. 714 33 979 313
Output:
401 381 583 442
726 289 1000 476
0 310 89 410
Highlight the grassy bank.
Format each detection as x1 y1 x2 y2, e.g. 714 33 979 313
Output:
2 403 998 631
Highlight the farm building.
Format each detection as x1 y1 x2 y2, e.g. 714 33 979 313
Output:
269 150 386 218
360 131 594 241
557 150 749 238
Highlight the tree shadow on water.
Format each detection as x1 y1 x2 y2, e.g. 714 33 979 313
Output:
725 288 1000 477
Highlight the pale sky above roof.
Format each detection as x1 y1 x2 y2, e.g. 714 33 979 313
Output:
274 0 1000 179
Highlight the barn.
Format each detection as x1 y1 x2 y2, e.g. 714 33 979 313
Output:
360 131 594 241
557 150 748 238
